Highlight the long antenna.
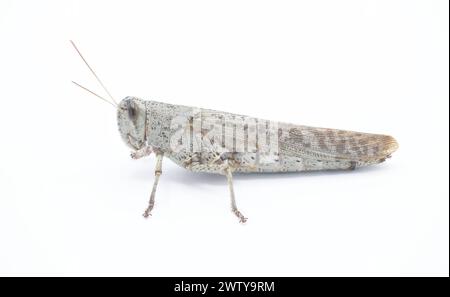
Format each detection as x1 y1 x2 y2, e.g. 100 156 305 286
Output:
70 40 118 106
72 81 117 108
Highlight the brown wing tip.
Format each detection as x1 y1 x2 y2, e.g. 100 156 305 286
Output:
382 135 399 156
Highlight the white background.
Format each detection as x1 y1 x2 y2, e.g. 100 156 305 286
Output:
0 0 448 276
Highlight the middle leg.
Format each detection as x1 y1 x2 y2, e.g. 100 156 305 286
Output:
143 152 164 218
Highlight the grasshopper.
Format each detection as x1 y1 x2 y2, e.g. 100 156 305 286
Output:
71 41 398 223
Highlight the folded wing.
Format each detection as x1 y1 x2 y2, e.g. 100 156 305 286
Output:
279 125 398 163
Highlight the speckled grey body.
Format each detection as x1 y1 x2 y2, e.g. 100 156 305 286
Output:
117 97 398 175
72 40 398 223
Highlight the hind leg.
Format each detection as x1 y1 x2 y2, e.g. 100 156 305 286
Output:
225 164 247 224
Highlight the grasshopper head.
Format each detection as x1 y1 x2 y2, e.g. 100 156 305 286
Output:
117 96 147 150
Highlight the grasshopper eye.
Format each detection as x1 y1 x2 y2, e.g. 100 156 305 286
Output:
127 101 137 120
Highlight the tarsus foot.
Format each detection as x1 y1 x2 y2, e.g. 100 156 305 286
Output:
233 209 248 224
143 203 154 218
